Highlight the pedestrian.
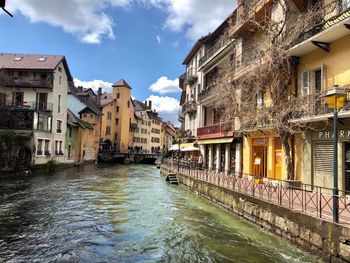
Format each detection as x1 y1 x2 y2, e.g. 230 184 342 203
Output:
198 155 203 169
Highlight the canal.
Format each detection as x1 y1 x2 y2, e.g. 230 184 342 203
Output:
0 165 321 263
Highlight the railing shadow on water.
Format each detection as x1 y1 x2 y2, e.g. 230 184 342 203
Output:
161 159 350 225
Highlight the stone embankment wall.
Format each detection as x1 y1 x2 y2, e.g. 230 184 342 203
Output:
161 166 350 263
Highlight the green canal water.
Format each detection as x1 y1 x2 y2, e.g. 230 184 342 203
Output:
0 165 322 262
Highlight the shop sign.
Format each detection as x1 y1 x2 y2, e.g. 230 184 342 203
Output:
314 129 350 141
253 137 269 145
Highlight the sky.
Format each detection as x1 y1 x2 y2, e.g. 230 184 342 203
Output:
0 0 234 125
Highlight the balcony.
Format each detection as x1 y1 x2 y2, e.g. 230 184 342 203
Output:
197 121 234 139
186 69 198 84
198 85 215 102
0 110 34 130
2 78 53 89
0 100 53 112
178 110 185 122
199 37 230 67
232 46 266 77
183 101 197 114
290 0 350 55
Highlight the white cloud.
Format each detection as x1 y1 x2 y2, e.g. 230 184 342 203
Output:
146 95 180 125
156 34 161 44
6 0 235 44
161 0 234 41
5 0 132 44
74 78 113 93
149 76 180 94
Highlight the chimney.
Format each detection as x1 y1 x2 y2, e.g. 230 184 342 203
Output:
97 87 102 107
77 86 83 92
144 100 147 106
148 100 152 110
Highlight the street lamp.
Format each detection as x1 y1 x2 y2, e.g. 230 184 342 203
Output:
325 85 347 223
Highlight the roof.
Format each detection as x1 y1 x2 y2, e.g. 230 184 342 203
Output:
202 15 231 44
133 100 149 111
112 79 132 89
0 53 73 81
100 93 116 107
77 88 96 97
69 84 102 115
67 109 93 129
182 35 209 65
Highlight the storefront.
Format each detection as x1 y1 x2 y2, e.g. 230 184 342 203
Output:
244 135 284 180
306 129 350 192
198 138 241 174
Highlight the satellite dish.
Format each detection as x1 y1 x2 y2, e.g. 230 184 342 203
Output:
1 0 13 17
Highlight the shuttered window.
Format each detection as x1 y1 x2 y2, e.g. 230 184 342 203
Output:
313 143 333 173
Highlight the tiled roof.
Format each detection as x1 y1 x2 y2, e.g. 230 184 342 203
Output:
0 53 73 81
112 79 132 89
133 100 149 111
67 109 92 129
100 93 115 107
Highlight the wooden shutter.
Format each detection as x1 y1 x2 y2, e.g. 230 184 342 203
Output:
313 143 333 173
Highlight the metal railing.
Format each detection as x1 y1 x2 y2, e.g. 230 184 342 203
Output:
0 100 53 112
293 0 350 46
2 78 53 89
162 160 350 224
197 121 234 137
199 37 230 67
182 101 197 113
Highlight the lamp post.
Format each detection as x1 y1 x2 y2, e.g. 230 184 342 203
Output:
325 85 347 223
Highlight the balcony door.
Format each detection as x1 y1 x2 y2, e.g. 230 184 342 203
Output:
12 92 24 106
37 93 48 110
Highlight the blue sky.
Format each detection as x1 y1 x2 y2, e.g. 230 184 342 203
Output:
0 0 234 124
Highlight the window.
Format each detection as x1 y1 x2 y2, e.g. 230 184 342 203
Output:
44 140 50 155
57 120 62 133
58 95 61 113
34 113 52 132
37 139 43 155
116 118 119 125
68 145 72 159
13 92 24 106
58 67 62 72
59 76 62 85
116 106 119 113
37 93 48 110
114 133 118 140
14 57 23 61
55 140 63 155
127 100 130 108
90 114 94 119
107 112 112 120
302 71 309 96
69 127 72 137
117 93 120 99
38 57 46 62
106 126 111 135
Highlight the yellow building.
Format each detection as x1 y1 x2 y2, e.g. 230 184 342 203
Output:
288 0 350 191
100 92 118 148
133 100 163 153
98 79 134 153
112 79 134 152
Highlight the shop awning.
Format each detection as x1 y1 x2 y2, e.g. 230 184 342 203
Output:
197 138 233 145
181 146 199 152
169 143 197 151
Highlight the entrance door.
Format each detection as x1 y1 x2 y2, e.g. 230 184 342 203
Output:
253 146 268 177
274 138 282 180
344 143 350 193
13 92 23 106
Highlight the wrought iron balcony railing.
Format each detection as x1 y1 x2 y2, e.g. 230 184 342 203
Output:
183 101 197 113
199 37 230 67
1 78 54 89
293 0 350 46
0 100 53 112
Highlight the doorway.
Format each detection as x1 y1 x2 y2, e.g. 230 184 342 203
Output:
253 145 268 177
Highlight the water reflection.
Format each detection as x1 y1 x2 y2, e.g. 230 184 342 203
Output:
0 164 321 262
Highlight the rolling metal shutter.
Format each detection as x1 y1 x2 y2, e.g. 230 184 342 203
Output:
313 143 333 173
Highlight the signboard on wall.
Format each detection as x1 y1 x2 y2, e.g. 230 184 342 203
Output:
313 129 350 141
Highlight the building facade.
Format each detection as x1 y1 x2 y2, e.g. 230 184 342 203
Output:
0 53 72 171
